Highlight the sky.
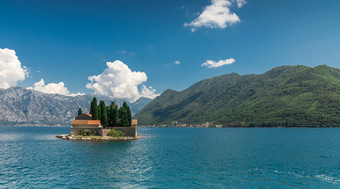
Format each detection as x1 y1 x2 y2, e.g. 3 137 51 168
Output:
0 0 340 101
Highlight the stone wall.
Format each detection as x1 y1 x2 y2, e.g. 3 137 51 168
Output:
102 126 137 137
70 128 102 136
70 126 138 137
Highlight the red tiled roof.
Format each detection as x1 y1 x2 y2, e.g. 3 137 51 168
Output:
71 120 100 126
87 120 100 125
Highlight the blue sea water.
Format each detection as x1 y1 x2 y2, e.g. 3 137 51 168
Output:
1 127 340 188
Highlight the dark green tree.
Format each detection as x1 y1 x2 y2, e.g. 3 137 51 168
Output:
123 101 132 126
98 104 101 120
119 106 129 126
89 98 95 115
123 101 128 109
113 105 119 126
90 97 99 120
99 100 108 127
108 102 118 126
78 108 82 116
110 101 117 110
106 105 111 126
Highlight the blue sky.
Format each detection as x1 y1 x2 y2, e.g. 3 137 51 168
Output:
0 0 340 101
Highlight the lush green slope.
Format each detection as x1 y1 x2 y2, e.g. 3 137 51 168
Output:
135 65 340 127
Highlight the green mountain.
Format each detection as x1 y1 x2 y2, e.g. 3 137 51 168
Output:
135 65 340 127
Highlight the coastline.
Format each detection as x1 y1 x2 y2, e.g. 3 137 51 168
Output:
0 125 339 128
56 134 141 141
139 125 340 128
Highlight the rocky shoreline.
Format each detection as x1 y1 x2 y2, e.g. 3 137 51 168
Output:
56 134 141 141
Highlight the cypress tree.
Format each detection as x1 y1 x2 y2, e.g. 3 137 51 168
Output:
108 102 118 126
98 104 101 120
78 108 82 116
90 97 99 120
123 101 128 109
99 100 108 127
90 98 94 115
113 105 119 126
119 106 129 126
106 105 111 126
123 102 132 126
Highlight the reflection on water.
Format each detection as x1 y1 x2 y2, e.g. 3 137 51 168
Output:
0 126 340 188
0 134 25 141
0 133 60 141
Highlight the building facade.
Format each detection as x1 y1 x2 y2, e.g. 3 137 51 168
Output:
70 113 138 137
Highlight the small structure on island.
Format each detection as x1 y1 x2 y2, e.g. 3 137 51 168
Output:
56 97 140 140
70 113 138 138
70 113 102 136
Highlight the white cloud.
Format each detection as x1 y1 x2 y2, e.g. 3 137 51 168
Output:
86 60 159 102
184 0 240 32
27 79 84 96
174 60 181 65
202 58 235 68
141 85 159 99
0 48 28 89
236 0 246 8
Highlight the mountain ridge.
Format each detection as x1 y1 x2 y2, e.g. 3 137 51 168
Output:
0 87 152 126
134 65 340 127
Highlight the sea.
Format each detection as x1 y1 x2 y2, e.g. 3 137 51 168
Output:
1 126 340 188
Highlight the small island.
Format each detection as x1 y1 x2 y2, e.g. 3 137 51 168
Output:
57 97 140 140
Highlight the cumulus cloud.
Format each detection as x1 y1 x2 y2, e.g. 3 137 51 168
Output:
174 60 181 65
184 0 241 32
202 58 235 68
86 60 159 102
0 48 28 89
27 79 84 96
141 85 159 99
236 0 246 8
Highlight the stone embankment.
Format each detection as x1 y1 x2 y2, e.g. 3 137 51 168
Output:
56 134 141 141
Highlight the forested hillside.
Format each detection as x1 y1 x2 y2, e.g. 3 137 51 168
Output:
135 65 340 127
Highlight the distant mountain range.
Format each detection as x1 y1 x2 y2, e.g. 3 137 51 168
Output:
135 65 340 127
0 87 152 126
